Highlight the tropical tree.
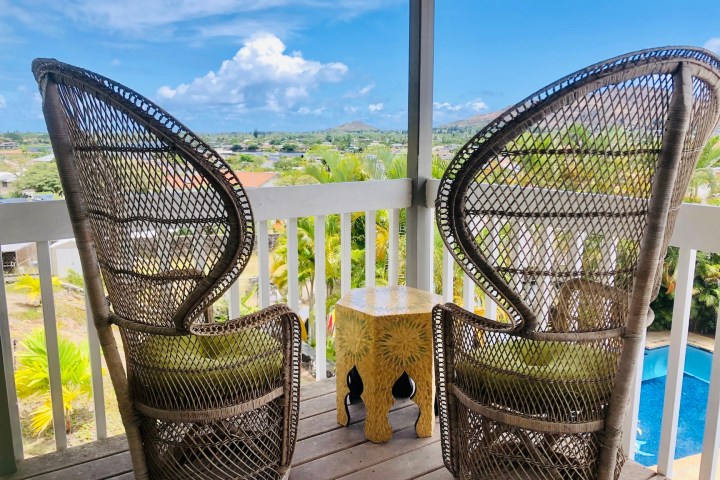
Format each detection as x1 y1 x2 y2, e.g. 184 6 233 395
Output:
15 330 92 435
15 162 63 195
10 274 61 306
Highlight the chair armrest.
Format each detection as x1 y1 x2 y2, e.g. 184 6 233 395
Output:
188 303 301 337
435 302 523 334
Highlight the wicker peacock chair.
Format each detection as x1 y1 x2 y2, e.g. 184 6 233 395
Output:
33 59 302 479
433 47 720 479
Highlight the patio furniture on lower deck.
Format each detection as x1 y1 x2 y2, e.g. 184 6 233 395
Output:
3 378 658 480
334 286 441 443
433 48 720 480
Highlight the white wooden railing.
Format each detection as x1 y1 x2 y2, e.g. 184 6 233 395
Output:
3 179 720 479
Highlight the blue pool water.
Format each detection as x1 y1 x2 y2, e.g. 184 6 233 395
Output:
635 345 712 466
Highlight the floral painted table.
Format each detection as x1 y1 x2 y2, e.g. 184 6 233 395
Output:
334 286 442 443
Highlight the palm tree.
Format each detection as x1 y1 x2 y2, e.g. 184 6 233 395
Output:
10 274 61 306
15 330 92 435
688 136 720 202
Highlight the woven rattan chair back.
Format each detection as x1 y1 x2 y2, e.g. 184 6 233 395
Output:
32 59 253 333
33 59 301 479
434 47 720 480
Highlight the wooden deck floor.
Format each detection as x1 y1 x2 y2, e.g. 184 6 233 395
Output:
3 379 657 479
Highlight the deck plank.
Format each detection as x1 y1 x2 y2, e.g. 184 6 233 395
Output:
297 392 336 420
297 397 413 441
29 452 131 480
290 426 440 479
299 378 337 401
3 436 129 480
294 404 421 465
338 441 443 479
4 378 657 480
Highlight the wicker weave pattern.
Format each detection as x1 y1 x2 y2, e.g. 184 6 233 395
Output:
33 58 301 479
433 47 720 480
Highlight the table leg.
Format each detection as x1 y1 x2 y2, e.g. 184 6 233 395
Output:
357 362 399 443
406 363 435 438
336 352 352 427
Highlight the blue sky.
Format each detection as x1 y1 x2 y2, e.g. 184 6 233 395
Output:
0 0 719 132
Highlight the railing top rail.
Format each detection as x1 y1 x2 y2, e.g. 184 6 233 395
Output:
0 179 412 244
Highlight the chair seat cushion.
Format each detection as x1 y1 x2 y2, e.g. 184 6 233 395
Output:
129 329 284 410
455 337 618 418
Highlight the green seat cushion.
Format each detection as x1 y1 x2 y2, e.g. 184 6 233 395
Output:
131 330 284 409
455 338 618 417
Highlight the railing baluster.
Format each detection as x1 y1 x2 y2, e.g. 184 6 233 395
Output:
442 247 453 303
700 308 720 479
227 281 240 319
0 262 22 461
365 211 376 288
314 216 327 381
286 218 300 314
388 209 399 286
341 213 352 296
257 220 270 309
462 274 474 311
484 217 500 320
657 247 696 477
83 292 106 440
571 230 587 271
37 241 67 451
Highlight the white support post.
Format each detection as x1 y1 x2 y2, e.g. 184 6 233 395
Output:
0 262 22 461
257 220 271 309
340 213 352 296
442 247 453 303
657 247 696 477
37 241 67 451
286 218 300 314
405 0 434 292
314 216 327 381
365 211 376 288
84 292 106 440
388 209 400 286
700 307 720 479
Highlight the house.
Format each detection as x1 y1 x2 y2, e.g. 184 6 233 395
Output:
49 239 83 278
1 242 36 273
0 142 19 150
234 171 278 187
0 172 17 196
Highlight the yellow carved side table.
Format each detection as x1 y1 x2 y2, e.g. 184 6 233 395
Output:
334 286 441 443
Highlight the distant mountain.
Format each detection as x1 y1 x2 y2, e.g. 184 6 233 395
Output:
331 121 380 132
437 110 504 129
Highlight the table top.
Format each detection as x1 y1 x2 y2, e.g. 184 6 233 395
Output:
335 286 443 317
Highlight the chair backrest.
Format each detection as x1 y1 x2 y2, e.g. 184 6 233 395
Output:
436 47 720 334
33 59 255 332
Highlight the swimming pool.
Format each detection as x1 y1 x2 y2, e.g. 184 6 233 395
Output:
635 345 712 466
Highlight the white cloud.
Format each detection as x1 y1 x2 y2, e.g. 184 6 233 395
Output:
297 106 324 116
40 0 403 38
158 33 347 113
368 102 384 112
344 106 358 114
705 38 720 54
111 58 121 66
434 99 487 113
0 95 6 108
344 82 375 98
